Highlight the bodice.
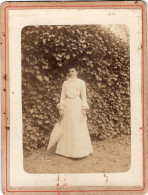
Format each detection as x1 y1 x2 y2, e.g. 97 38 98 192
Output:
57 77 89 110
64 77 82 99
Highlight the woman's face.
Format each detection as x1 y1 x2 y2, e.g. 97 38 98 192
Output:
68 68 78 78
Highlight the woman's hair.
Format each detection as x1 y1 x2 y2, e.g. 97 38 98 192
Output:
63 59 80 73
68 61 79 72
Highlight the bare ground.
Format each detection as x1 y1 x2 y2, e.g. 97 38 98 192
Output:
23 135 131 174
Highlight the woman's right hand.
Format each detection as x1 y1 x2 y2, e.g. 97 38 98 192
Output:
59 109 64 116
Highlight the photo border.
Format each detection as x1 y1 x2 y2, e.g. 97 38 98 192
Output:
0 1 147 194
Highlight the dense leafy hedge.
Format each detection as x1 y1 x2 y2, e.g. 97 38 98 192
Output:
21 25 130 151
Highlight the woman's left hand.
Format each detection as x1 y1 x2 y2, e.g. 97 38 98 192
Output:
81 109 86 117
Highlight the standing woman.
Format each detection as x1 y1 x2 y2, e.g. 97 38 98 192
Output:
56 61 93 158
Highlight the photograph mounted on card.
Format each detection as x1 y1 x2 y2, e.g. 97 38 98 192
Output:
0 1 147 194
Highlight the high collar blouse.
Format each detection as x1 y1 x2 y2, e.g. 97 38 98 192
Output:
57 77 89 110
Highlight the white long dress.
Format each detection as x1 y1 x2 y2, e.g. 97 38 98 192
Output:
56 77 93 158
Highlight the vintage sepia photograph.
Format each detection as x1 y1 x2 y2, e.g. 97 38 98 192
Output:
1 1 147 192
22 24 131 174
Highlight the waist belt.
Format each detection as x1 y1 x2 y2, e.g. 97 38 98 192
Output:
66 96 80 100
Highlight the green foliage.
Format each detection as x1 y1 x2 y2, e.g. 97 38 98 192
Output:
22 25 130 151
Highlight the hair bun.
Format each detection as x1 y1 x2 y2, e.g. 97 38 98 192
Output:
62 59 80 73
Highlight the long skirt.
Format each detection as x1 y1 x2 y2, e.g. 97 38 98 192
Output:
56 97 93 158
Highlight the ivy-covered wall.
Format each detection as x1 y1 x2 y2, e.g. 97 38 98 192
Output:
21 25 130 151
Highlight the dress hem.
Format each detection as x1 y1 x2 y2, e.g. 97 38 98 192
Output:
55 151 94 158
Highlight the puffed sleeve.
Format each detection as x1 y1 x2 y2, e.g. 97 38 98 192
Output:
57 81 66 110
80 80 89 109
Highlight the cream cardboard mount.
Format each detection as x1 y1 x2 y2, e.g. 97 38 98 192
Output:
0 1 147 194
